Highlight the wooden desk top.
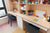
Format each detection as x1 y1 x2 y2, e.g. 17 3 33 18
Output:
8 11 50 30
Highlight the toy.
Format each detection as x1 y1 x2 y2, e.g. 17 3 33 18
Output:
48 0 50 4
43 0 48 4
48 16 50 22
24 11 26 14
33 14 37 17
28 0 31 4
14 1 18 3
28 14 32 16
35 2 38 4
28 1 31 4
32 1 34 4
47 15 50 22
28 10 34 16
24 0 26 4
36 16 39 17
43 17 46 21
22 11 26 15
13 8 17 12
34 18 37 22
21 5 26 10
40 0 44 4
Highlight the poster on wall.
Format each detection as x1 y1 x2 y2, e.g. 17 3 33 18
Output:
0 0 4 8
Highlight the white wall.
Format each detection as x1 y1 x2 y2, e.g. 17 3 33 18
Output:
0 0 9 25
0 16 8 25
4 0 10 11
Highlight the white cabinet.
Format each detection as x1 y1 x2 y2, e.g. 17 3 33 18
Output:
17 16 23 29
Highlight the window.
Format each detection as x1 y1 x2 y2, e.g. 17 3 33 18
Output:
0 0 7 18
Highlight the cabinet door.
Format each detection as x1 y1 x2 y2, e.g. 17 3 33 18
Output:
17 16 23 29
38 29 47 33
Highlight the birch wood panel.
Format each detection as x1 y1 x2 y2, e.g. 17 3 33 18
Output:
30 4 50 15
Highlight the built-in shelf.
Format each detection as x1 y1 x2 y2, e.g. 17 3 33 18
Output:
9 0 50 16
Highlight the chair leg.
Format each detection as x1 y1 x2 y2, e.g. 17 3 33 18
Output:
25 31 27 33
8 19 9 24
11 20 12 27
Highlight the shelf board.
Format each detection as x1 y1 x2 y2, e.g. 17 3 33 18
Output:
29 4 50 6
20 3 26 5
12 1 18 4
20 12 26 15
21 9 26 11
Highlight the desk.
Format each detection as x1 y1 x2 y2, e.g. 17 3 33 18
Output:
8 11 17 16
8 11 50 33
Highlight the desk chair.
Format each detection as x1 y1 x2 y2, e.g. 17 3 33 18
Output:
2 0 16 26
24 22 39 33
8 14 16 26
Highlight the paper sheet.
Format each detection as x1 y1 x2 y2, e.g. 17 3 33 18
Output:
36 10 45 18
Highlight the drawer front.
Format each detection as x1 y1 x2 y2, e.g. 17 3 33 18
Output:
38 29 47 33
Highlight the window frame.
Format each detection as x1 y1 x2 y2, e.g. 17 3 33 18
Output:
0 0 7 18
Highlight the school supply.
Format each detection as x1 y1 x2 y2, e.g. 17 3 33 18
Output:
35 10 46 18
34 18 38 22
28 10 34 16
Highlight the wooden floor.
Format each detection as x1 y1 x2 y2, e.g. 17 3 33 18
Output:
13 28 25 33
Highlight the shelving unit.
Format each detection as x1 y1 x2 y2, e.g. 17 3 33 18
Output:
13 0 18 9
9 0 50 16
20 0 28 15
8 0 50 33
17 0 25 15
9 0 18 12
9 0 14 11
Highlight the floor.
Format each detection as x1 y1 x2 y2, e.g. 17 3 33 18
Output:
0 21 18 33
13 28 25 33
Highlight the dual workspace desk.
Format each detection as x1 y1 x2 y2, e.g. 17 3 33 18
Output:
8 11 50 33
